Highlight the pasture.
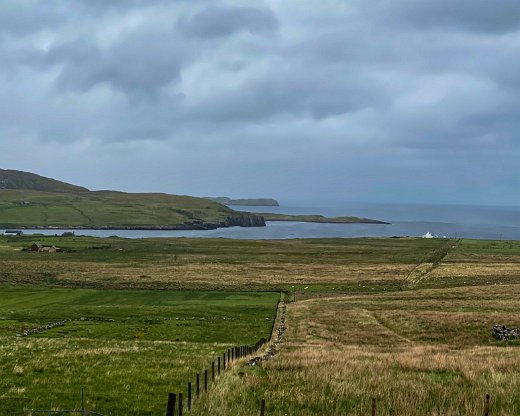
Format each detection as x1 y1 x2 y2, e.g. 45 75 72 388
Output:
0 288 279 415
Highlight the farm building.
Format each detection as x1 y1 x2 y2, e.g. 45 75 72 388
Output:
30 242 62 253
3 230 23 236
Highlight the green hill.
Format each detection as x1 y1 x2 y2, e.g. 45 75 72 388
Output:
0 169 89 193
0 171 264 230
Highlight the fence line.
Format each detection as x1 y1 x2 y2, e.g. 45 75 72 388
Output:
16 292 285 416
166 292 285 415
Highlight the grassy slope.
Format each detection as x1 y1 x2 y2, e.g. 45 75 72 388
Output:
0 169 88 193
0 288 279 415
0 189 241 229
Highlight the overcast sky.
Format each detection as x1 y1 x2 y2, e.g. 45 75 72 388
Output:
1 0 520 205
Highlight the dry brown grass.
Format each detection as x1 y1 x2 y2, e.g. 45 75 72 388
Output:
0 259 413 288
192 284 520 415
430 262 520 281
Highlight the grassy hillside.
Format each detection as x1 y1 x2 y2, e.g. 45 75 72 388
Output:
0 189 263 229
0 169 88 193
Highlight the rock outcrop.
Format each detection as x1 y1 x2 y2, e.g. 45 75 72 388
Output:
493 325 520 340
247 302 287 366
226 213 266 227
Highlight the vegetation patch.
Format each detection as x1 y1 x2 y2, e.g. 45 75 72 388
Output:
0 287 279 415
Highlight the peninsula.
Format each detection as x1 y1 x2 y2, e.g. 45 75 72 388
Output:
0 169 265 230
259 213 390 224
205 197 280 206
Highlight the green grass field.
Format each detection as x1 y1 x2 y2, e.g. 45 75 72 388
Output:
0 288 279 415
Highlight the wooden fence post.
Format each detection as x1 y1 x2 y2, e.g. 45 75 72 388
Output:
228 349 230 363
260 399 266 416
223 353 226 371
371 398 376 416
166 393 176 416
484 394 490 416
218 356 221 376
179 393 183 416
212 361 215 382
188 382 192 411
204 369 208 393
196 373 200 398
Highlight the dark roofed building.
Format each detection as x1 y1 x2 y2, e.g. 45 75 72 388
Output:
30 242 43 252
30 242 62 253
4 230 23 236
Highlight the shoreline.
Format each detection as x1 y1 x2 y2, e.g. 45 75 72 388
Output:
259 213 390 225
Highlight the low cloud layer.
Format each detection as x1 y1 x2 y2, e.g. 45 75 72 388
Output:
1 0 519 205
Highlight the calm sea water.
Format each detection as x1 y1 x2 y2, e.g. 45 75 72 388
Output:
2 202 520 240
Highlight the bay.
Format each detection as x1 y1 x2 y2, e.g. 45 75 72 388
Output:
2 201 520 240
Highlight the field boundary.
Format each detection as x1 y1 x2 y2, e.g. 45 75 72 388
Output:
402 239 461 289
163 292 284 415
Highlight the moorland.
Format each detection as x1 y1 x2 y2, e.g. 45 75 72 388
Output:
2 235 520 415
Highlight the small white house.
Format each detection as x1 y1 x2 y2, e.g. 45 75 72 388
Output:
422 231 434 239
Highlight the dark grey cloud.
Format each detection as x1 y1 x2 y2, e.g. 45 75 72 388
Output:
179 5 278 38
1 0 520 204
369 0 520 34
0 1 64 35
46 34 189 95
185 65 390 122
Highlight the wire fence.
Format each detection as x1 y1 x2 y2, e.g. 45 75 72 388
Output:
4 294 286 416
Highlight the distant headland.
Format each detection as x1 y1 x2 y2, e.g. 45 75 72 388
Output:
0 169 265 230
0 169 388 230
205 197 280 206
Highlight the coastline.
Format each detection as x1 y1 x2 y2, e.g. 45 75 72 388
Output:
259 213 390 225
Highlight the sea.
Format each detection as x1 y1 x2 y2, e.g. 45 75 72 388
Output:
2 201 520 240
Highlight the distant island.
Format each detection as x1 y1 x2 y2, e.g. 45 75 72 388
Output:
259 213 390 224
205 197 280 206
0 169 265 230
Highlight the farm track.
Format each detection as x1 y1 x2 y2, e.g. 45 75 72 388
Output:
402 239 461 289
